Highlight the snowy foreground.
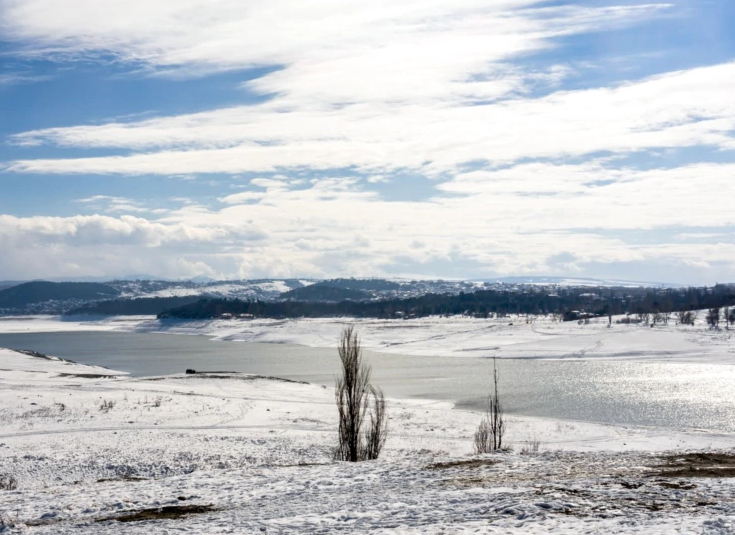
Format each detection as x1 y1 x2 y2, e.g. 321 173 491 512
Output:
1 349 735 534
2 312 734 363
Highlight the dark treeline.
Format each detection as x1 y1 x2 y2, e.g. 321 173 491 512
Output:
0 281 119 309
312 278 402 291
280 285 372 302
66 296 202 316
158 284 735 320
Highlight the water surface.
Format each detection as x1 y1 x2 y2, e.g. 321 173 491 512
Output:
1 331 734 432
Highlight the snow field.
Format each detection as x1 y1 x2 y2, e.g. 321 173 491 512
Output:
1 348 735 533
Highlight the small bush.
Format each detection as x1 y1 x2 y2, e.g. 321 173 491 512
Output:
0 474 18 491
0 511 17 530
100 400 115 412
520 438 541 456
706 307 721 328
677 310 696 325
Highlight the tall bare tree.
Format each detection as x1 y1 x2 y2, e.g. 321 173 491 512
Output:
706 307 721 328
335 326 388 462
474 357 506 453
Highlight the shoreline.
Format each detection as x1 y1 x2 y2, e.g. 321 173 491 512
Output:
1 312 734 364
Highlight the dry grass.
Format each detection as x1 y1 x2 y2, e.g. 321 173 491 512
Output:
97 504 216 523
650 452 735 478
426 458 500 470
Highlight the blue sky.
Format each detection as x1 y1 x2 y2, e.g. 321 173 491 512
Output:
1 0 734 283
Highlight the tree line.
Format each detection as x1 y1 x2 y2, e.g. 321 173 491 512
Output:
157 284 735 320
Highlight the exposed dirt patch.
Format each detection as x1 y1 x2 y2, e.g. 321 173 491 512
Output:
651 452 735 478
427 458 500 470
58 373 119 379
14 349 55 360
658 481 697 490
190 373 309 384
96 475 149 483
97 504 216 523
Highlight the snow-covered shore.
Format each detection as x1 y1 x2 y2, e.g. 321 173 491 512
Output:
2 313 734 364
1 347 735 533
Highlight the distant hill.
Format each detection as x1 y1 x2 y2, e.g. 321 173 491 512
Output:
0 281 120 309
485 276 683 288
162 283 735 321
65 296 202 316
315 278 401 291
280 284 372 302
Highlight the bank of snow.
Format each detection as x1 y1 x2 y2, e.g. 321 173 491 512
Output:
2 313 734 364
1 348 735 533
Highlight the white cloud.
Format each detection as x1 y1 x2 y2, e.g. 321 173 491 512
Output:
8 61 735 176
75 195 153 213
2 160 735 282
3 0 687 177
218 191 265 204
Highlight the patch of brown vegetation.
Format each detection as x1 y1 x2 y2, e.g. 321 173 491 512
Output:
427 458 500 470
58 373 119 379
651 452 735 478
97 504 216 523
96 476 148 483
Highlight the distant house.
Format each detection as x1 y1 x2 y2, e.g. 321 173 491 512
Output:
238 313 254 320
563 310 596 322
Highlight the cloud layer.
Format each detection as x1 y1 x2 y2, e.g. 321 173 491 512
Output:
1 0 734 283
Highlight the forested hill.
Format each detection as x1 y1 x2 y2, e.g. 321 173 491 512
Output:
65 296 202 316
158 284 735 320
280 284 372 302
0 281 120 309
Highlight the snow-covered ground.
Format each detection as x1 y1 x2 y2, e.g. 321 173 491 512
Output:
1 348 735 534
2 313 734 364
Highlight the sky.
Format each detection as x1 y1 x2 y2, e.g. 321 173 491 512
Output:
0 0 734 284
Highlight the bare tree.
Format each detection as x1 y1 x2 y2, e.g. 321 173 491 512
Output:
474 357 506 453
362 387 388 461
678 310 696 325
334 326 388 462
706 307 721 329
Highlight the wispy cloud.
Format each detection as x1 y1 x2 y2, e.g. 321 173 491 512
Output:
8 61 735 176
0 72 52 86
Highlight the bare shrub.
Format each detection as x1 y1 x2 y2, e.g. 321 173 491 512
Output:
677 310 696 325
706 307 721 328
0 511 17 529
0 474 18 491
520 438 542 456
99 400 115 412
474 357 506 454
362 387 388 461
334 326 388 462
